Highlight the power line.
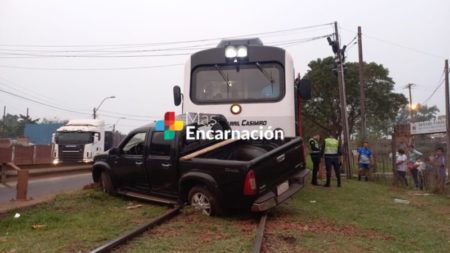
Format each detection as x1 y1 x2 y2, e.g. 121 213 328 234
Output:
0 22 333 48
0 88 91 115
340 26 445 59
99 109 158 119
0 34 334 59
0 43 214 54
345 35 357 47
0 87 163 121
0 34 333 71
0 52 191 58
423 70 446 104
0 75 75 107
0 79 165 120
0 63 184 71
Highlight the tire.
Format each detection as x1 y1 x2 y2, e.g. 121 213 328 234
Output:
188 186 222 216
100 171 115 195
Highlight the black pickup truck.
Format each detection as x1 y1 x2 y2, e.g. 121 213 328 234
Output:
92 114 308 216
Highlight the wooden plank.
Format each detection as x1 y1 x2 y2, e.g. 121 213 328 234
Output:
16 169 28 201
6 162 21 171
180 138 239 161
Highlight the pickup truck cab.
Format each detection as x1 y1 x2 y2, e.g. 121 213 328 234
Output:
92 114 308 215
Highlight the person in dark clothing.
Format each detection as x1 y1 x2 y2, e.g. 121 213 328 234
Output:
323 134 342 187
309 133 322 186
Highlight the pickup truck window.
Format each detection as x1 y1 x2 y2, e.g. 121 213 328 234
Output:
150 132 171 156
122 132 146 155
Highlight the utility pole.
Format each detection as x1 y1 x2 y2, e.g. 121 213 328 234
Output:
358 26 367 141
93 108 96 119
26 107 29 118
405 83 415 122
334 21 352 179
444 59 450 183
1 106 5 137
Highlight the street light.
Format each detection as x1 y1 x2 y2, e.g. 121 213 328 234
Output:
93 96 115 119
112 117 126 132
408 103 419 123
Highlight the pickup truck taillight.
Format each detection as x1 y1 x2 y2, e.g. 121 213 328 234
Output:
244 169 257 196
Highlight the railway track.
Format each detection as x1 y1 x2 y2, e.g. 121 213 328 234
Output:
251 213 268 253
90 206 269 253
89 205 182 253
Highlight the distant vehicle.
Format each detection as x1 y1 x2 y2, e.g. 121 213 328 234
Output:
92 114 308 216
52 119 113 164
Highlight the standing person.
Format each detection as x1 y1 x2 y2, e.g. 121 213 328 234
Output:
415 157 426 190
357 141 373 181
323 134 342 187
396 149 408 186
432 147 447 189
408 144 423 189
309 133 322 186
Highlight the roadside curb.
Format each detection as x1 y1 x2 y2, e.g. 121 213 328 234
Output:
0 195 55 214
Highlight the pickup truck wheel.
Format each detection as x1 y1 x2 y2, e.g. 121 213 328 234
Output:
100 171 114 195
188 186 221 216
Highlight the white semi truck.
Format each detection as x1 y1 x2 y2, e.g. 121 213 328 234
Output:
52 119 113 164
173 38 311 138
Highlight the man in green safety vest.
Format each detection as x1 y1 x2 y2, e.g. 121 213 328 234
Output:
323 134 342 187
309 133 323 186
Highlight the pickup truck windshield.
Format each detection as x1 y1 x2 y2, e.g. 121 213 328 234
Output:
191 62 285 104
56 132 94 144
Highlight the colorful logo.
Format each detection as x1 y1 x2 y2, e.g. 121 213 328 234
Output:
155 112 184 140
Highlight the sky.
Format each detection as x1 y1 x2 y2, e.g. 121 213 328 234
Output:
0 0 449 133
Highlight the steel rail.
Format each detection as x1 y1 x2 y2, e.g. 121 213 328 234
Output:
251 213 268 253
90 205 182 253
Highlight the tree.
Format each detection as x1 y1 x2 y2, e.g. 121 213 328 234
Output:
395 104 440 124
0 113 40 138
17 114 39 137
302 57 408 139
0 114 20 138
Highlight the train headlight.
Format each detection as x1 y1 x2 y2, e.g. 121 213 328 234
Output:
237 46 247 57
225 46 237 58
230 104 242 115
225 45 247 58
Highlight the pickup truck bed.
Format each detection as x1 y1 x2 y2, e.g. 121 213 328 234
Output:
179 138 307 211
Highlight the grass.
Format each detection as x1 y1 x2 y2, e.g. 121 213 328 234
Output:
1 181 449 253
267 180 450 252
120 180 450 253
0 189 165 253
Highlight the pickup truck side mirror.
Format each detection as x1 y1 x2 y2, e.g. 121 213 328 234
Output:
298 79 312 101
173 85 182 106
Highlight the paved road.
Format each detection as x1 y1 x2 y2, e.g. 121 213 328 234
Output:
0 172 92 204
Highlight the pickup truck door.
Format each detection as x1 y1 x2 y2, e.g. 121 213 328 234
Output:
147 131 178 195
110 132 150 192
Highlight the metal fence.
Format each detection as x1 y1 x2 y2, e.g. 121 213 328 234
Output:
355 126 449 193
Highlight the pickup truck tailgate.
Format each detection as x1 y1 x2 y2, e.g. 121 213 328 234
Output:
249 137 305 195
